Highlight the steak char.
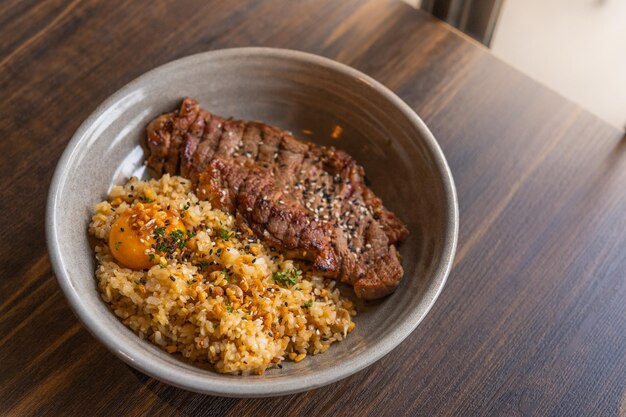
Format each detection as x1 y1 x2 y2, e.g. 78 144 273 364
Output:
146 98 409 299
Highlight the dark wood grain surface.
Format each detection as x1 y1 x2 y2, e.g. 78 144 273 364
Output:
2 0 625 415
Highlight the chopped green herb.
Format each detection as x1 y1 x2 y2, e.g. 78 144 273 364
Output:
152 227 191 257
169 229 185 240
302 301 312 308
144 197 154 203
272 268 301 287
196 260 209 268
148 253 155 261
226 306 233 313
168 229 187 248
213 323 219 329
222 268 230 281
219 227 234 241
115 241 122 251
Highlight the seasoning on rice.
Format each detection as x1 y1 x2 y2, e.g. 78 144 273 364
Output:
89 174 356 374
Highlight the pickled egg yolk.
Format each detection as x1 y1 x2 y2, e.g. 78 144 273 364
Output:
108 203 185 270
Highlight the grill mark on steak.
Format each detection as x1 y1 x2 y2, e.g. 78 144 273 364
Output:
256 125 282 167
146 113 174 175
145 98 409 299
234 123 263 164
164 99 200 175
214 120 245 160
180 110 208 178
187 112 226 181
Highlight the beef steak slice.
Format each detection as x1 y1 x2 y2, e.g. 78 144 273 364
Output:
145 98 409 299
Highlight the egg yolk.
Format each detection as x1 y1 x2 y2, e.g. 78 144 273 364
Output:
108 203 185 270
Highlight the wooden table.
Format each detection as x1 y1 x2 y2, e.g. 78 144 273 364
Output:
2 0 625 415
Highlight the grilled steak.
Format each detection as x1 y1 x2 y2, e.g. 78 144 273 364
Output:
145 98 409 299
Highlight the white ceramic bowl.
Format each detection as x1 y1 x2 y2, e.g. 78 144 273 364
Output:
46 48 458 397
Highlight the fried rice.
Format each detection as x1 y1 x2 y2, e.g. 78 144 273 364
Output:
88 174 356 374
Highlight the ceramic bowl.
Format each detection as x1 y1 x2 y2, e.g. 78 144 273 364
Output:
46 48 458 397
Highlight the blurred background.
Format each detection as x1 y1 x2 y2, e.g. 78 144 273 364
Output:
413 0 626 128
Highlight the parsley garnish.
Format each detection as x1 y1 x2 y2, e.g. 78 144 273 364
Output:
196 260 209 269
222 268 230 281
226 306 233 313
152 228 190 254
168 230 187 249
302 301 312 308
219 227 234 241
115 241 122 251
272 268 301 287
148 253 155 261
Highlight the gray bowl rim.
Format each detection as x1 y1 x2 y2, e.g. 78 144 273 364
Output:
46 47 458 397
